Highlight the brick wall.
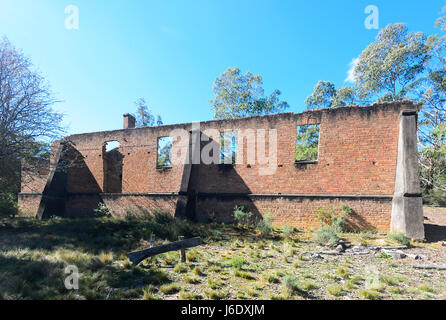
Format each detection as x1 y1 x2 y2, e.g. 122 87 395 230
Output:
18 101 415 232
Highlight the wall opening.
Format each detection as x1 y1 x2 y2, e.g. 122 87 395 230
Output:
157 137 173 167
296 124 320 162
103 140 123 193
220 131 237 165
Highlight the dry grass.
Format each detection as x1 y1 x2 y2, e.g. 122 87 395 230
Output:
0 216 445 300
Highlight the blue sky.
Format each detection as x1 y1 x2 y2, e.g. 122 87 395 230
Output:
0 0 444 135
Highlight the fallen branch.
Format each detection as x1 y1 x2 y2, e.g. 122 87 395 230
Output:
128 237 201 266
412 264 446 270
302 250 341 257
345 250 371 255
369 245 408 250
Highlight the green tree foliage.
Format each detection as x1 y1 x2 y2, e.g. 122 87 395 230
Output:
307 19 446 205
295 125 320 161
354 23 434 102
305 81 336 109
305 81 358 110
134 98 163 127
417 17 446 205
157 137 172 167
211 67 289 119
435 6 446 32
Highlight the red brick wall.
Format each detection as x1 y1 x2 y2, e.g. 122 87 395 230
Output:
18 101 413 231
195 195 392 232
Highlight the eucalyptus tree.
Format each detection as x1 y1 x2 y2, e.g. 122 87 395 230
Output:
211 67 289 119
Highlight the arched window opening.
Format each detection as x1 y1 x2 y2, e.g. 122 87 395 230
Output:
103 141 123 193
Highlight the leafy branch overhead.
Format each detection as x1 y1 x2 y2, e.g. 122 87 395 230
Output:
211 67 289 119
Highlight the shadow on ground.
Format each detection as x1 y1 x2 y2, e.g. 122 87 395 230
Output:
424 223 446 243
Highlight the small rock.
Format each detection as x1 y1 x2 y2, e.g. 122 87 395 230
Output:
442 241 446 247
310 253 324 260
352 244 367 252
336 244 345 252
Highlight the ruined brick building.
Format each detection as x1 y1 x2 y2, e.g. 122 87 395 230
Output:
18 101 425 239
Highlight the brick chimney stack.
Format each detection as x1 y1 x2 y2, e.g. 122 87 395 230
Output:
123 113 136 129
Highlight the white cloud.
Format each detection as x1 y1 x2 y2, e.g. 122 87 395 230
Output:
345 57 359 83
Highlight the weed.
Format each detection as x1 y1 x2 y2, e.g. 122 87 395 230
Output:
300 280 318 291
233 206 253 226
204 289 227 300
388 233 411 247
184 275 200 284
258 214 275 237
173 263 188 274
379 275 399 286
282 223 294 238
234 270 255 280
231 256 244 270
327 284 343 297
374 252 392 259
262 272 279 284
143 285 159 300
207 278 223 289
159 283 181 295
359 289 380 300
282 275 299 297
193 266 204 276
336 267 350 280
418 284 436 293
179 289 203 300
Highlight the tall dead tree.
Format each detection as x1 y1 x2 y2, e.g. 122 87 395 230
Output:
0 36 63 199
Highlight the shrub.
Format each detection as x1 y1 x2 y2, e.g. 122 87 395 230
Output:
282 223 293 238
258 213 275 236
359 289 380 300
231 256 244 270
282 275 299 297
300 281 318 291
0 193 18 218
94 202 111 217
143 285 159 300
233 206 253 226
327 284 343 297
184 275 200 284
312 225 340 245
179 289 203 300
388 233 411 247
204 289 227 300
159 283 181 295
193 266 204 276
418 284 436 293
153 209 174 224
374 252 392 259
336 267 350 280
173 263 187 273
312 204 351 245
207 278 223 289
262 272 279 284
234 270 255 280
